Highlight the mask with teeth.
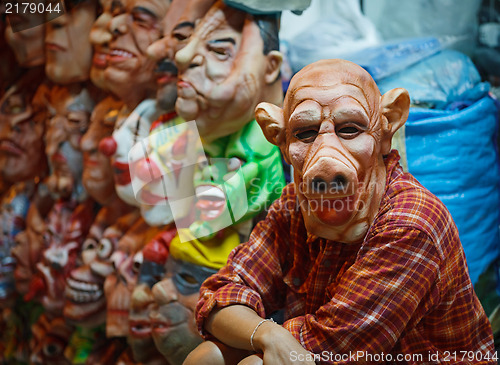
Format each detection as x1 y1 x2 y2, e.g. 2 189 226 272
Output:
103 0 169 109
103 217 161 338
30 199 95 318
189 120 285 241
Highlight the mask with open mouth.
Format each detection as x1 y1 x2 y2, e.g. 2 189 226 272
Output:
127 230 175 363
103 217 161 338
31 199 95 318
189 120 285 240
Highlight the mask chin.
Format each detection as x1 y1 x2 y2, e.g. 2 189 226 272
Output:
116 184 139 207
141 205 174 226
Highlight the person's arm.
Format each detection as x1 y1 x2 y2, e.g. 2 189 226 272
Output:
195 186 316 363
195 187 296 338
283 225 443 358
206 304 315 364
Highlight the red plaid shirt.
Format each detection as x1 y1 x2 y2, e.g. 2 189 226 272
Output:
196 151 495 364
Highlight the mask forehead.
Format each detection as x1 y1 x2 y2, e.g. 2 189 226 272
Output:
288 85 373 124
285 61 380 124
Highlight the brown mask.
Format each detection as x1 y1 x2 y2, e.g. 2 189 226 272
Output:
256 59 410 243
45 85 94 201
5 14 45 67
146 0 216 111
89 0 114 90
45 0 97 84
174 0 282 143
0 72 49 185
128 230 175 364
103 0 170 109
63 195 136 327
81 95 123 205
103 217 160 337
11 200 50 296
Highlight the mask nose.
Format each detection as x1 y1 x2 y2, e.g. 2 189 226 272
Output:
152 278 178 305
131 283 154 311
303 156 357 197
134 157 162 182
99 136 117 157
175 38 202 72
310 174 349 194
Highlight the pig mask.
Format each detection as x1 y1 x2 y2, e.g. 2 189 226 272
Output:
256 59 410 243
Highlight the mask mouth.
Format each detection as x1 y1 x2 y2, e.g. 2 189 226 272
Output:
64 276 104 304
113 161 132 186
92 51 108 68
0 138 24 156
195 185 226 221
129 318 152 339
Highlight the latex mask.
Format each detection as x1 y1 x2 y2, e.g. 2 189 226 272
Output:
103 217 160 337
103 0 169 109
189 120 285 239
45 0 96 84
45 85 94 201
174 0 282 143
255 59 410 243
5 12 45 67
81 96 123 205
127 230 175 364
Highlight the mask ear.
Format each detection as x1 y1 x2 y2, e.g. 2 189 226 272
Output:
380 88 410 155
264 50 283 84
255 102 289 163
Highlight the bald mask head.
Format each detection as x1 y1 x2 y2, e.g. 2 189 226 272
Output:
256 59 409 243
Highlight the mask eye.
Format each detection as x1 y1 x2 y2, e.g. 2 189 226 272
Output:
173 30 189 41
179 272 198 285
197 156 209 170
226 157 243 172
83 238 97 252
295 130 318 142
97 238 113 259
132 251 143 274
43 339 64 358
337 126 361 139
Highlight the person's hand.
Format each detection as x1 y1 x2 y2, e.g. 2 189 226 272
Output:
253 320 316 364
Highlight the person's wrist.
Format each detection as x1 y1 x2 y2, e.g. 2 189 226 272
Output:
252 318 281 353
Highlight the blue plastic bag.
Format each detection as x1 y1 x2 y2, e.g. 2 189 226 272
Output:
378 50 490 110
348 37 442 81
405 96 500 284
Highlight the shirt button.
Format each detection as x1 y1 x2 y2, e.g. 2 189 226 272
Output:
293 277 301 286
324 260 331 268
203 293 212 299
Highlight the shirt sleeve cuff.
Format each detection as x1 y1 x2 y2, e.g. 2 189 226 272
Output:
196 283 267 338
283 316 306 344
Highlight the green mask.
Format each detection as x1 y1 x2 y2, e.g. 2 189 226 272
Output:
190 120 285 239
